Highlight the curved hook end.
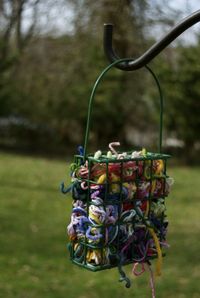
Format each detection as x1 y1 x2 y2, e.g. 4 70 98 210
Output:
103 23 134 71
103 23 116 63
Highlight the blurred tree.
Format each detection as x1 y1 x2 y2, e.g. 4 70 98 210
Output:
153 42 200 163
0 0 40 115
0 0 199 161
63 0 152 150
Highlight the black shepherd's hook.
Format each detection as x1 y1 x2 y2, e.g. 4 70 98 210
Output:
104 10 200 71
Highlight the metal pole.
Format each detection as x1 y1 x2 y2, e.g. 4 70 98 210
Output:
104 10 200 71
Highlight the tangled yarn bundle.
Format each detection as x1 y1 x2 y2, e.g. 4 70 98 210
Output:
61 142 173 297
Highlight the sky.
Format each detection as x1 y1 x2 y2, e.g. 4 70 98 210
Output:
150 0 200 44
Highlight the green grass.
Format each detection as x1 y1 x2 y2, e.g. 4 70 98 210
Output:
0 151 200 298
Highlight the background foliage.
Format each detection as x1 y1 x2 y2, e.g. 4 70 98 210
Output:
0 0 199 162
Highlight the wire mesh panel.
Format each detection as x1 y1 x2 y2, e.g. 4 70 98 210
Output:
66 149 172 280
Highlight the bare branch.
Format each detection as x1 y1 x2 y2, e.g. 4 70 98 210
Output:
21 0 40 47
0 0 40 67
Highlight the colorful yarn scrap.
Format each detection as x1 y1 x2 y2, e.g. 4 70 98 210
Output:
61 142 173 298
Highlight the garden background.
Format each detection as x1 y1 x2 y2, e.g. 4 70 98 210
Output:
0 1 200 297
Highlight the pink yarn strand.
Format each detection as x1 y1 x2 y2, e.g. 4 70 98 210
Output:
132 262 145 276
132 262 156 298
145 263 156 298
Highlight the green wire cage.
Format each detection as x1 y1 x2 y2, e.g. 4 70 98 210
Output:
61 58 174 288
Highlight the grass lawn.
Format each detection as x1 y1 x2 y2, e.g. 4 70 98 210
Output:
0 151 200 298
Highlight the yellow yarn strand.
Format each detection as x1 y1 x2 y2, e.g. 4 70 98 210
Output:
148 227 162 276
145 200 150 217
97 173 107 184
151 180 157 194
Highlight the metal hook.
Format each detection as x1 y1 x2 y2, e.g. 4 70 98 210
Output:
104 10 200 71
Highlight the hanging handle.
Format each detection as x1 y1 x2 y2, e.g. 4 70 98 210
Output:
104 10 200 71
83 59 163 160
